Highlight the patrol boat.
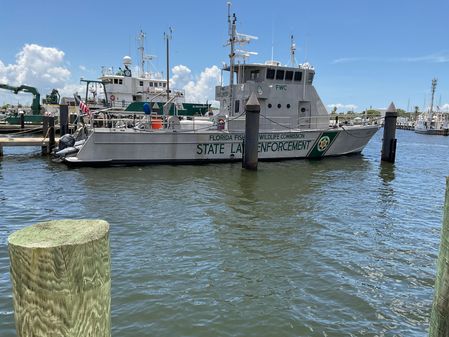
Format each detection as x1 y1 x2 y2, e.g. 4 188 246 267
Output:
58 5 379 166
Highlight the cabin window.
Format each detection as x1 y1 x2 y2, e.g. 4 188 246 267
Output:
307 73 314 83
276 70 285 80
294 71 302 81
114 78 118 84
277 104 282 109
133 95 137 101
235 100 240 113
285 71 293 81
268 103 272 108
150 82 153 87
140 81 144 86
266 68 275 79
119 79 123 85
287 104 291 109
250 70 260 80
163 83 166 88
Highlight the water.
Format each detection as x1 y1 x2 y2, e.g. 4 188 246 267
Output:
0 129 448 336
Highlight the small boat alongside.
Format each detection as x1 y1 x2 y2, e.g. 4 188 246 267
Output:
56 4 379 166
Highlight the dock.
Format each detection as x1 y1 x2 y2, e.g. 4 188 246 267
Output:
0 136 59 156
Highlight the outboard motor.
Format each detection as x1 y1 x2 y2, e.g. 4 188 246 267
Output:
58 134 76 150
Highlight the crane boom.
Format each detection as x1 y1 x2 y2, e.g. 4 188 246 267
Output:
0 83 41 115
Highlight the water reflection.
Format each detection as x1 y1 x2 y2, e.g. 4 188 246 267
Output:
0 135 443 336
379 162 396 184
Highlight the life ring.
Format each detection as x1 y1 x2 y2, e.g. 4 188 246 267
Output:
218 118 225 124
110 95 115 101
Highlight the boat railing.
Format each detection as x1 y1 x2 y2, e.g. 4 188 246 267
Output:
89 114 216 132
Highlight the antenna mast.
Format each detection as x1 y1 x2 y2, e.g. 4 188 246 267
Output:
225 2 257 116
228 2 236 116
164 28 173 102
290 35 296 67
429 78 437 124
138 31 145 77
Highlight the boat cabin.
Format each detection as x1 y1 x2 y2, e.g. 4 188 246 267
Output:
216 61 329 131
98 56 184 108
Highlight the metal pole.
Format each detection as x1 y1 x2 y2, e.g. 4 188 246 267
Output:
242 92 261 170
166 32 170 102
381 102 398 163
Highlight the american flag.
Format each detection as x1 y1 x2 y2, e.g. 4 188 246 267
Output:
74 94 91 116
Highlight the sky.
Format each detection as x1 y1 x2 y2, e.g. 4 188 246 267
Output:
1 0 449 112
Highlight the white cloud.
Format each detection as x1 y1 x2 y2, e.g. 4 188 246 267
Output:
0 44 72 104
327 103 358 112
332 52 449 64
171 64 221 103
438 103 449 112
57 83 86 99
332 57 366 64
0 44 70 87
79 65 86 71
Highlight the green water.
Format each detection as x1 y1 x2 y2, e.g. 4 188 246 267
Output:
0 129 447 336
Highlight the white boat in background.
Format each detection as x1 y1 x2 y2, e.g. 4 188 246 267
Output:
80 31 210 116
56 3 379 166
414 79 449 136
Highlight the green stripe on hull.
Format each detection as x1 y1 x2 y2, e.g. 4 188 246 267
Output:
307 131 339 158
125 102 210 116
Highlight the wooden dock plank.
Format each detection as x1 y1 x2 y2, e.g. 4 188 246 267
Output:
0 137 59 146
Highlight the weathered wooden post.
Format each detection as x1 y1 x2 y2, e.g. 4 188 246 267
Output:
430 178 449 336
42 115 49 155
49 116 56 153
59 104 69 136
381 102 398 163
8 220 111 337
19 113 25 129
242 92 261 170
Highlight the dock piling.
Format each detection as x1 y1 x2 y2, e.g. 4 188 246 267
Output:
41 116 56 155
49 116 55 152
381 102 398 163
430 178 449 336
8 219 111 337
19 113 24 129
59 104 69 136
242 92 261 170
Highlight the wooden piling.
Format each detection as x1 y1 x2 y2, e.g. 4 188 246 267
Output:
20 113 24 129
242 92 261 170
8 219 111 337
42 116 49 155
49 116 55 152
430 178 449 336
381 102 398 163
59 104 69 136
